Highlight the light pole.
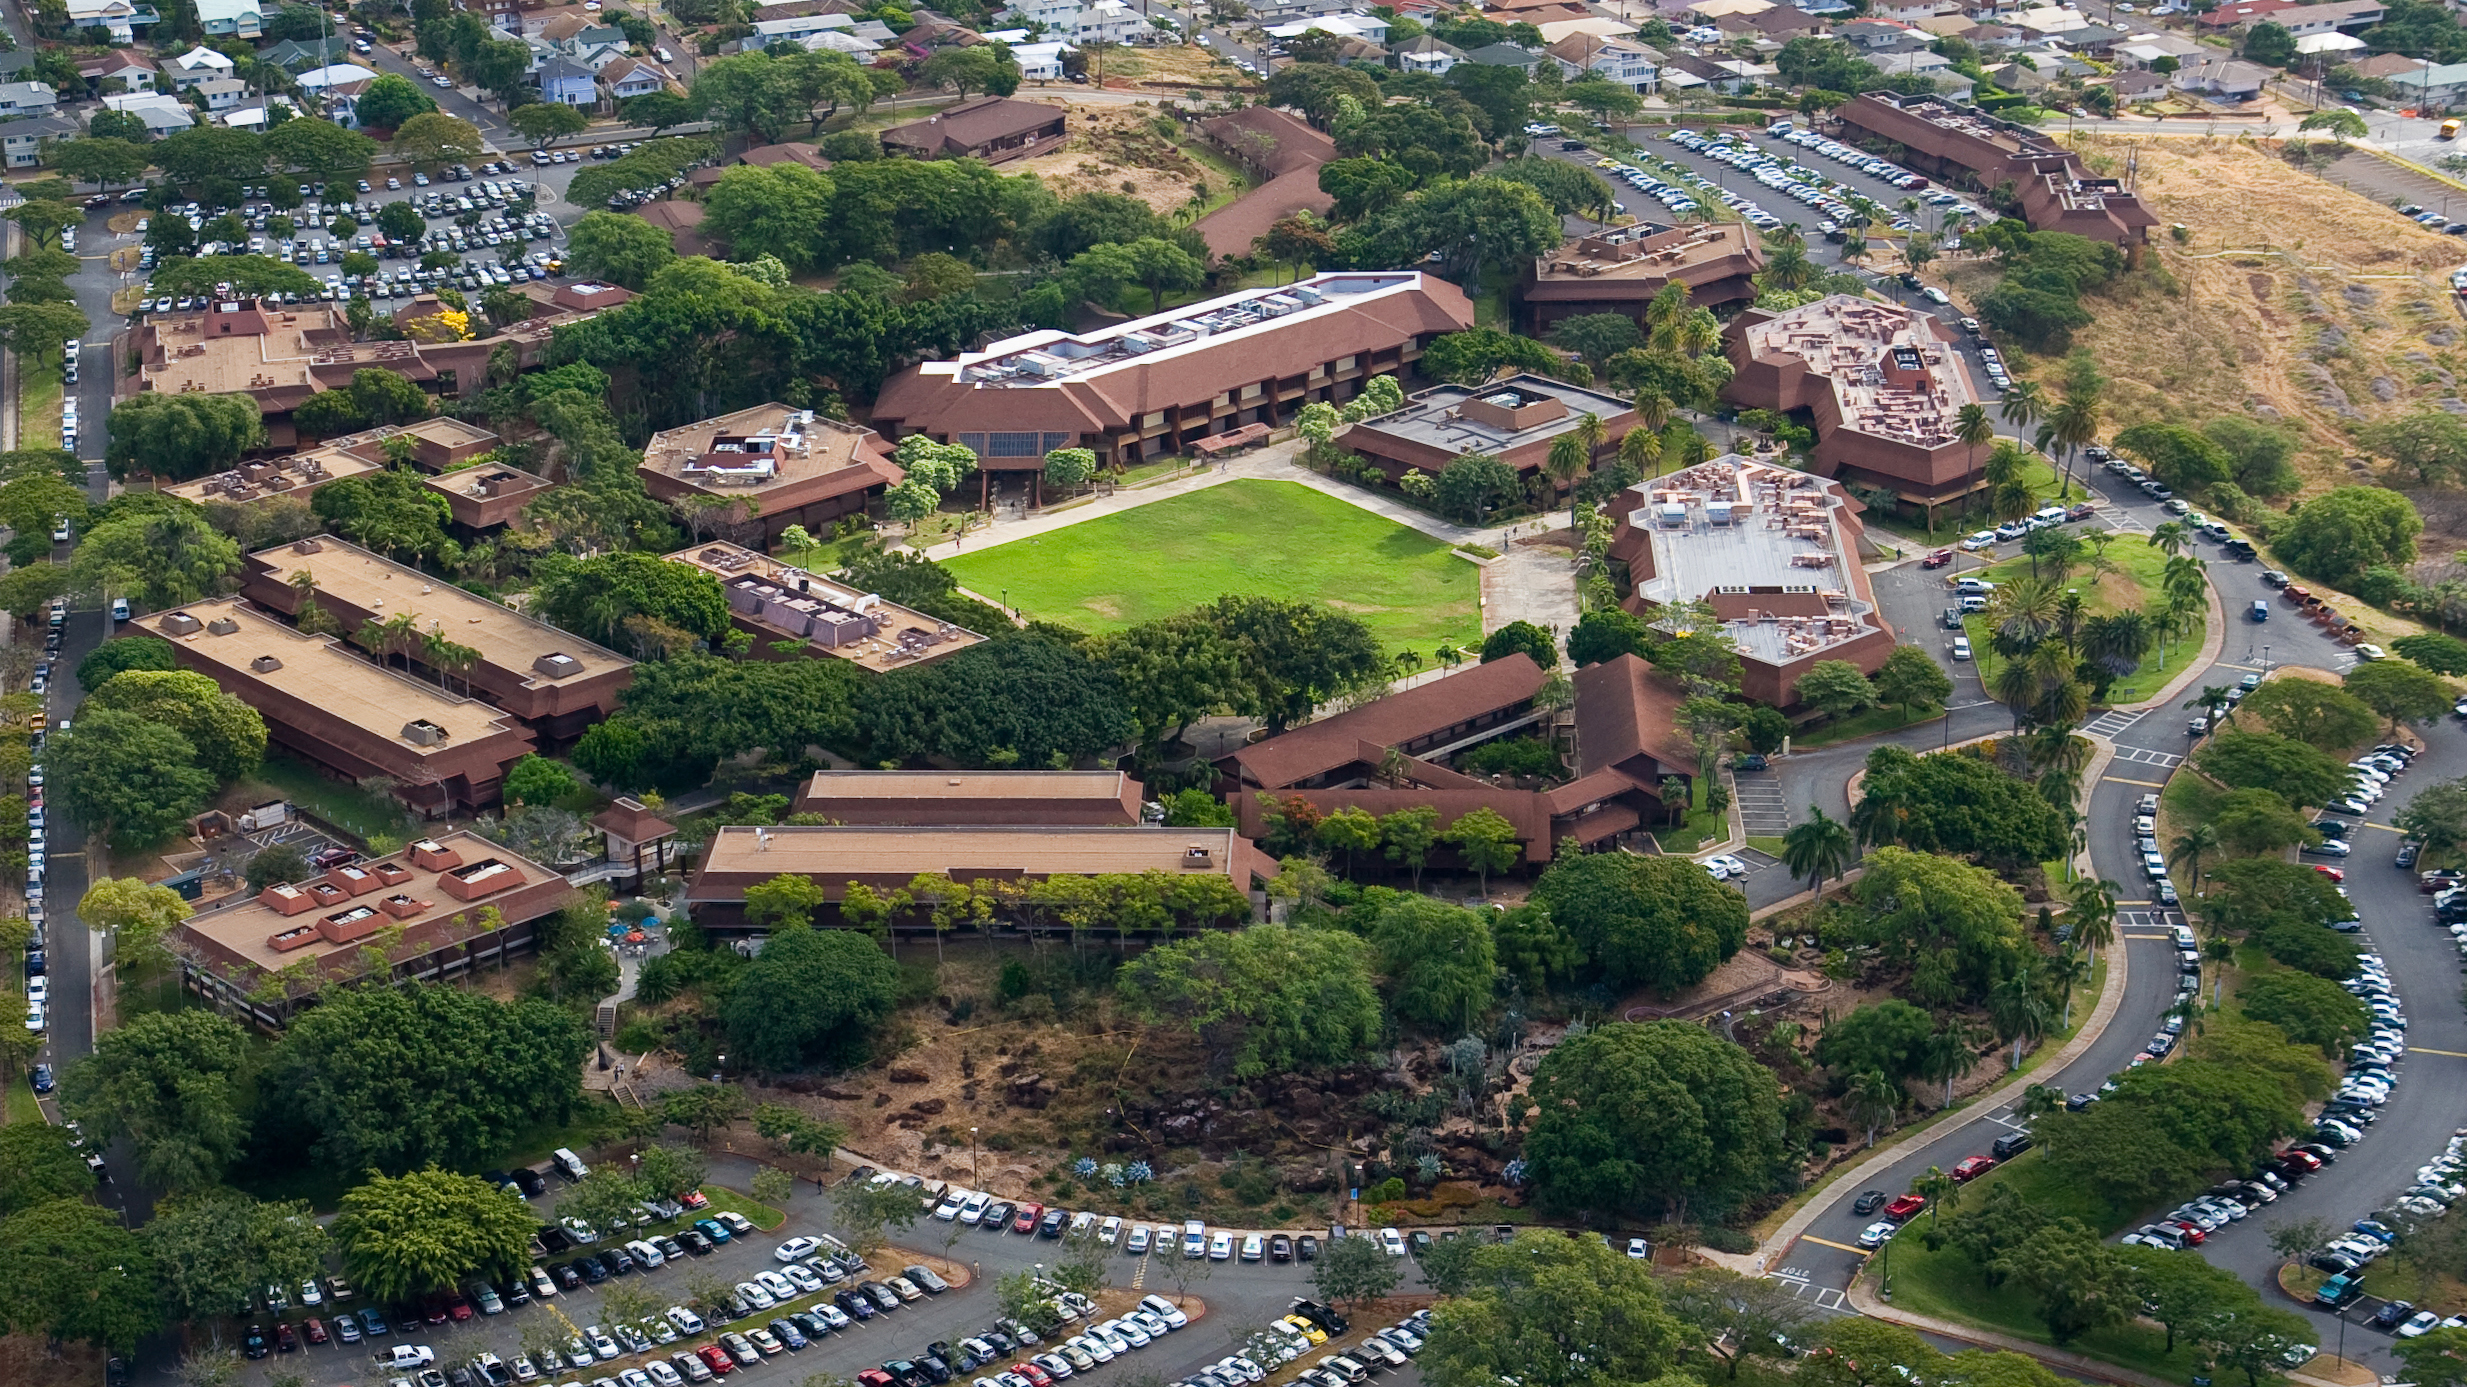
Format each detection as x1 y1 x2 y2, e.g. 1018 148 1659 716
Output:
714 1052 726 1086
971 1127 981 1185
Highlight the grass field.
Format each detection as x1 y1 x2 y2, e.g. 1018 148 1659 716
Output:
1962 534 2206 709
942 480 1483 660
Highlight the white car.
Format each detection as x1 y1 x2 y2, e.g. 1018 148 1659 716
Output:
733 1281 775 1310
1705 854 1750 879
2402 1311 2443 1339
1626 1238 1648 1259
1125 1225 1151 1254
529 1266 559 1299
960 1193 992 1225
753 1269 794 1299
1099 1216 1121 1244
1857 1221 1897 1249
1952 636 1973 661
587 1327 622 1361
1379 1227 1407 1256
1209 1231 1234 1260
936 1191 967 1221
775 1237 821 1262
1139 1295 1189 1329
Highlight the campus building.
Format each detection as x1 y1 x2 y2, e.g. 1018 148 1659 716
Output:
1512 223 1767 334
172 830 577 1027
662 543 987 671
682 825 1274 931
1830 93 2157 245
154 598 541 813
637 404 905 546
1221 654 1552 792
117 288 632 442
870 272 1477 502
1605 453 1895 705
879 95 1067 163
792 770 1146 824
422 461 555 531
239 538 635 745
1188 105 1338 261
1337 374 1638 485
159 418 504 508
1720 294 1988 506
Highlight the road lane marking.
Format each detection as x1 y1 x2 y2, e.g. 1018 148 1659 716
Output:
2122 933 2172 939
2358 822 2403 833
2409 1046 2467 1058
2103 777 2169 788
1798 1235 1868 1254
2117 899 2153 906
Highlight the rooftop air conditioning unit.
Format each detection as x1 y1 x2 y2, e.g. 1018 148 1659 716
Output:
532 652 584 679
206 617 240 636
250 655 283 672
400 719 447 747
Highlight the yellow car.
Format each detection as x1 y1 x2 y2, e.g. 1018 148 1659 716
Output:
1595 158 1620 168
1283 1316 1329 1345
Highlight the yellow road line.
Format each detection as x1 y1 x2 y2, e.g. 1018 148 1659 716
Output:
2104 777 2169 788
2358 822 2403 833
2410 1046 2467 1059
1798 1234 1870 1254
2117 899 2153 906
2122 933 2171 939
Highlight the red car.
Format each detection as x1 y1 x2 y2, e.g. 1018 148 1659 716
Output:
445 1292 473 1322
301 1317 328 1346
1017 1365 1056 1387
1882 1194 1927 1223
2313 865 2345 881
1922 549 1953 568
1951 1156 1995 1182
681 1190 710 1211
857 1373 897 1387
699 1345 737 1376
2165 1221 2207 1245
1013 1202 1045 1235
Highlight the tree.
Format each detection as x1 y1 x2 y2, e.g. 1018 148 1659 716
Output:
59 1010 251 1191
704 162 833 273
0 1199 162 1353
1418 1231 1686 1387
1480 621 1556 668
1664 1267 1821 1381
1368 895 1497 1031
74 635 177 693
503 754 577 808
2397 632 2467 676
49 709 216 848
1116 926 1382 1080
1781 807 1855 898
2235 678 2378 751
1042 447 1096 493
2346 658 2452 732
2240 969 2368 1057
1312 1231 1402 1310
262 981 591 1174
144 1190 327 1330
560 1168 655 1233
84 668 266 782
2167 821 2222 889
47 138 150 190
2276 485 2421 586
1432 455 1521 524
662 1084 747 1143
0 302 92 367
565 210 678 290
2010 1223 2133 1346
2295 103 2365 138
1550 313 1644 369
1852 848 2026 1007
2400 777 2467 854
2193 731 2351 810
103 391 266 482
1795 659 1876 721
331 1166 540 1303
830 1178 921 1259
1815 999 1938 1084
1851 746 2067 871
1522 1021 1787 1222
531 550 733 652
720 923 899 1072
2212 788 2312 858
356 73 437 133
0 1124 95 1218
509 100 589 159
1531 851 1748 994
1872 645 1953 719
635 1142 709 1202
1568 608 1653 668
263 118 378 184
390 111 483 172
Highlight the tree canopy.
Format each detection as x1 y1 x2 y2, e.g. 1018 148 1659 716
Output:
1522 1021 1789 1222
721 922 900 1071
1116 925 1383 1080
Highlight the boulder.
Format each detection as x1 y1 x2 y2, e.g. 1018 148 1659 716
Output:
887 1066 931 1084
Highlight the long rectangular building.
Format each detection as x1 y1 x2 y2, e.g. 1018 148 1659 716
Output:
792 770 1145 824
155 598 539 813
663 543 985 671
1513 223 1766 334
1831 93 2155 245
684 825 1273 931
870 272 1476 503
173 830 576 1026
241 537 633 744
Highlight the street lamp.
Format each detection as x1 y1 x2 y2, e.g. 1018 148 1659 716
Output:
971 1127 981 1185
714 1053 726 1086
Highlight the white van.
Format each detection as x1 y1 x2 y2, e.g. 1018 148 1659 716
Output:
626 1238 665 1268
552 1147 589 1181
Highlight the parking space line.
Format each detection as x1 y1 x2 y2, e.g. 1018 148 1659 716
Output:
1797 1235 1867 1254
1814 1288 1847 1310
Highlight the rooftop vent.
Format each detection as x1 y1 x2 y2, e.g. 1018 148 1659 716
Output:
532 652 583 679
1184 843 1214 867
291 537 323 554
159 612 202 636
206 616 239 635
250 655 282 673
401 719 447 747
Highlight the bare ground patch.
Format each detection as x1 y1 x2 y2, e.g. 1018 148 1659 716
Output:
1009 101 1217 215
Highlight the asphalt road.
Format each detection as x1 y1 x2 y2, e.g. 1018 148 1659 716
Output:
194 1156 1438 1387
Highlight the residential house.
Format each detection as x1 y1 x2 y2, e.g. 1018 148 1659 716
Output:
0 83 59 118
1462 42 1546 73
260 36 352 69
1265 11 1390 42
2350 51 2428 80
2388 61 2467 106
1873 0 1959 21
2110 68 2171 100
169 45 236 90
0 113 77 168
194 77 248 111
2250 0 2386 33
66 0 158 42
1838 17 1929 49
2011 3 2095 33
1393 32 1467 72
880 95 1066 163
533 56 596 105
1546 32 1661 91
2049 21 2126 52
1662 50 1775 91
2174 52 2268 98
76 51 158 94
195 0 263 36
106 92 201 134
1011 39 1077 79
2192 0 2296 24
1873 48 1965 92
597 56 668 103
2110 30 2204 66
1715 5 1821 38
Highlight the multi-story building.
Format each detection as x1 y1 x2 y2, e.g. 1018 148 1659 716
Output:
422 461 554 532
1831 93 2157 244
636 404 904 546
1337 374 1638 485
239 537 634 745
871 272 1476 502
153 598 541 813
1513 223 1767 334
1221 654 1552 792
662 542 986 671
1603 453 1895 705
172 830 575 1026
792 770 1145 824
1721 294 1990 507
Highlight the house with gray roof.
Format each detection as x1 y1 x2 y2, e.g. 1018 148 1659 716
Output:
2 113 80 168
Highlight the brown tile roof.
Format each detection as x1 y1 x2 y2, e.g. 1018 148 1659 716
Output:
881 95 1065 156
1572 654 1696 779
1231 654 1549 789
737 141 834 171
1190 168 1335 261
638 402 901 507
1198 105 1336 179
686 824 1276 901
635 198 718 258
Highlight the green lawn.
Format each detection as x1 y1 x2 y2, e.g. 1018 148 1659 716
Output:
941 480 1482 661
1963 534 2206 709
19 356 61 450
236 754 417 843
1792 701 1948 750
1654 775 1725 853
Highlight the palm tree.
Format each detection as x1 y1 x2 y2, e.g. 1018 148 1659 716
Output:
1632 388 1674 438
1574 409 1607 462
1917 1022 1983 1107
1989 574 2063 650
1620 424 1662 481
1951 403 1994 531
2046 946 2092 1026
2024 723 2090 779
1545 432 1588 531
2168 822 2222 894
2163 554 2209 615
1644 282 1690 341
2047 389 2102 496
1913 1165 1958 1230
1850 780 1912 850
1764 242 1815 292
2146 520 2190 558
1999 381 2047 454
1847 1068 1902 1147
2067 877 2119 963
1781 807 1856 898
1990 964 2053 1067
1990 658 2043 731
2015 1082 2066 1124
